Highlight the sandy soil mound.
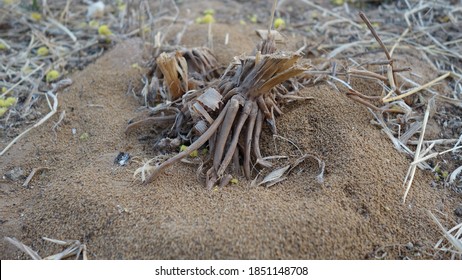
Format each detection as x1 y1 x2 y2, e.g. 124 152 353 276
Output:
1 23 460 259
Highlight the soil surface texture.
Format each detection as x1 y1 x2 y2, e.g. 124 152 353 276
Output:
1 0 461 260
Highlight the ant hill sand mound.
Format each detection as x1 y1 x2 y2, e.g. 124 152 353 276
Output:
1 23 460 259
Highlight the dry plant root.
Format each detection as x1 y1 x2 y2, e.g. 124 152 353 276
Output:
141 42 307 188
127 0 325 188
128 34 313 188
128 11 423 188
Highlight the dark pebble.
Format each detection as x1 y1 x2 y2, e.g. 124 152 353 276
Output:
455 206 462 217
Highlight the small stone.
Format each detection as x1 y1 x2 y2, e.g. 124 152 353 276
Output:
114 152 130 166
405 242 414 250
454 206 462 217
4 167 25 181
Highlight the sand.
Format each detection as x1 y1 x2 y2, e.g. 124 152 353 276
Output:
1 5 461 260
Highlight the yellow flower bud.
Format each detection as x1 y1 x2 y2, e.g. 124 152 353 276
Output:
46 70 60 82
98 25 112 36
196 14 215 24
37 46 49 56
31 12 42 21
274 18 286 29
0 107 8 117
5 97 16 107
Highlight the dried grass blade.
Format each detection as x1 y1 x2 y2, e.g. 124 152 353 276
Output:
43 242 81 260
4 237 42 260
1 89 60 156
42 236 70 246
47 17 77 42
0 64 45 98
411 145 462 166
449 166 462 184
390 27 410 57
399 121 422 145
260 67 306 93
428 211 462 255
403 101 431 203
258 165 290 186
265 177 287 187
156 53 183 100
383 72 450 103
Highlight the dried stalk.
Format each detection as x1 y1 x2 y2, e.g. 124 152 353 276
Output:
0 79 72 157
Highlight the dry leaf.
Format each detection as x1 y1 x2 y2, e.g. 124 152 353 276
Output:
255 29 285 42
196 87 222 110
288 153 325 183
258 165 290 186
156 52 186 101
449 166 462 184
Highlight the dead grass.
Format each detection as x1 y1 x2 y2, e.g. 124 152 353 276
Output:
0 0 179 135
5 236 87 260
296 0 461 195
429 211 462 259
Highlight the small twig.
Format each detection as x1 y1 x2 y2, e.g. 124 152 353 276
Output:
347 69 388 82
359 12 391 60
23 167 50 187
329 75 402 113
383 72 450 102
347 87 382 100
383 65 397 100
359 12 402 94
